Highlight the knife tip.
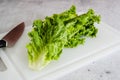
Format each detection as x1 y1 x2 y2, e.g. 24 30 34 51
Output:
20 22 25 27
18 22 25 30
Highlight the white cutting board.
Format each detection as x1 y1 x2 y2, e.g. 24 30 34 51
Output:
0 22 120 80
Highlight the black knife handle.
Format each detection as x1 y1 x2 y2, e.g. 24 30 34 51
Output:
0 40 6 48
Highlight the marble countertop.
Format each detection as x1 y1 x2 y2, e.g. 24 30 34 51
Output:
0 0 120 80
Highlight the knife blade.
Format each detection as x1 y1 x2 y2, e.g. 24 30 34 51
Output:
0 22 25 48
0 22 25 71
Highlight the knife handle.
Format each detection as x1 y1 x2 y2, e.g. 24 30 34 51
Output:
0 40 6 48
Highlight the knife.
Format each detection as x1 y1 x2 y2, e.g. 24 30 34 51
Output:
0 22 25 71
0 22 25 48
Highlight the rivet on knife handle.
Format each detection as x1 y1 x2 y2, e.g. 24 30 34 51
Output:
0 40 6 48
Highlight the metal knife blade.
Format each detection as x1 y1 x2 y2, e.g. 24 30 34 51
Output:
0 22 25 48
0 22 25 71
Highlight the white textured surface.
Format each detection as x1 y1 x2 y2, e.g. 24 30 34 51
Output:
0 0 120 80
0 22 119 80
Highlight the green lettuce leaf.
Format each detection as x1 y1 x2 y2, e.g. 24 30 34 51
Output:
26 5 100 70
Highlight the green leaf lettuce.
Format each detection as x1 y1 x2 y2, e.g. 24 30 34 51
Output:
26 5 101 70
